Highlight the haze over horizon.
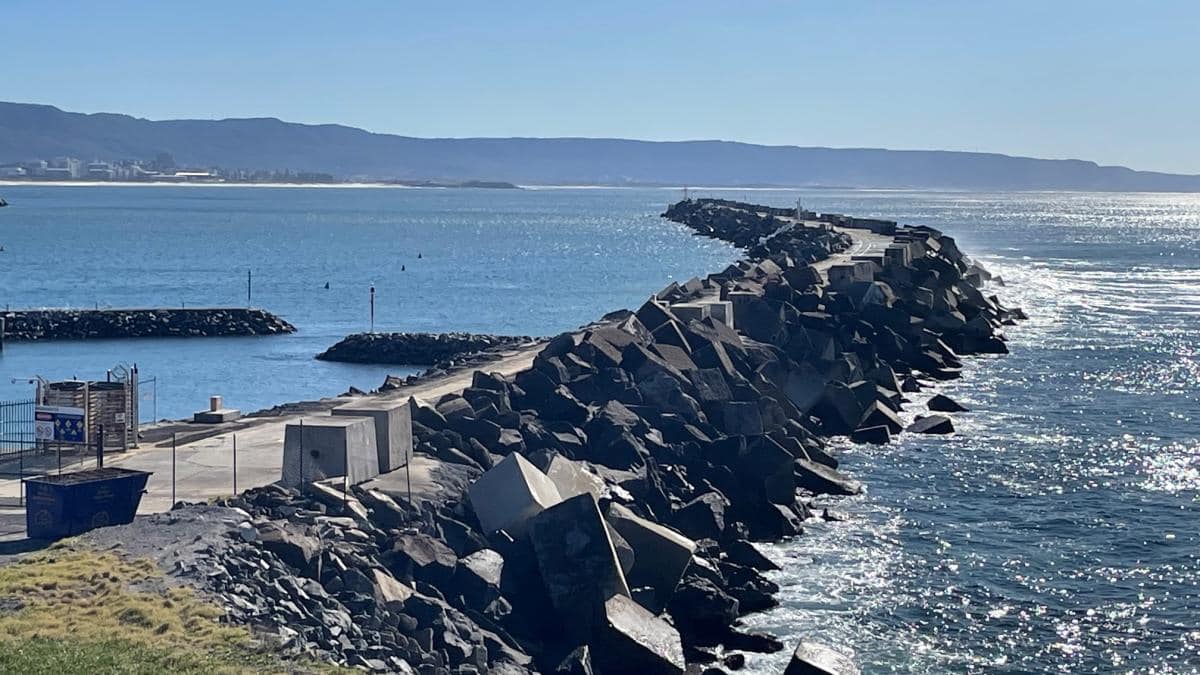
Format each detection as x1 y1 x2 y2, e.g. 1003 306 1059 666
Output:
3 1 1198 174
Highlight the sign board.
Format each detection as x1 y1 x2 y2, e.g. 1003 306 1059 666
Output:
35 405 86 444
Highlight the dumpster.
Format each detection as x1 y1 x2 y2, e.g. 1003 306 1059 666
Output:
23 467 152 540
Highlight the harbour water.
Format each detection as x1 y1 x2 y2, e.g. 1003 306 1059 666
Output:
2 185 1198 672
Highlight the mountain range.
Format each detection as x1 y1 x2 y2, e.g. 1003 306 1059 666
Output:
2 101 1198 191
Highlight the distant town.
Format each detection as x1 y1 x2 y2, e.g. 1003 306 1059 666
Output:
0 152 337 184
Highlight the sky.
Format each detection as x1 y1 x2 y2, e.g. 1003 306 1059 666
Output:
4 1 1199 174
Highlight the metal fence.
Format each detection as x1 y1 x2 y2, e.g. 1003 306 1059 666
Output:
0 398 35 458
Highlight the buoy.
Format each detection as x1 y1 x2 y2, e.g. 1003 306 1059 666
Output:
417 253 422 259
324 282 330 289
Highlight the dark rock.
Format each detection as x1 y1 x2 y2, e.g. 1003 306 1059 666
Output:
671 491 729 541
387 533 458 586
783 639 860 675
849 424 891 445
927 393 969 412
907 414 954 434
592 594 685 675
554 645 595 675
794 458 862 496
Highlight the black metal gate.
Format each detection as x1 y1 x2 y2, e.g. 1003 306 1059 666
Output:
0 398 35 458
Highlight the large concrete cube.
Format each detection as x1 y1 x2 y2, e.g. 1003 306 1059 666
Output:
528 493 631 637
282 415 379 488
604 503 696 611
594 594 685 675
332 397 414 473
467 453 562 538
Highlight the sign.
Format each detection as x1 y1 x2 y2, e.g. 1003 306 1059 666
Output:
35 406 86 444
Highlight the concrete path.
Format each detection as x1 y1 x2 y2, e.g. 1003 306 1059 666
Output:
0 345 543 513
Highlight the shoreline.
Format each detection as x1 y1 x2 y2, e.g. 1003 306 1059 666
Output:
3 180 1192 195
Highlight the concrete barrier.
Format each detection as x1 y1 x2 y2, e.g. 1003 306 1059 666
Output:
281 416 379 487
332 398 414 473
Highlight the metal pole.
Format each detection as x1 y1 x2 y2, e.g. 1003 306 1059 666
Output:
232 433 237 496
0 316 5 353
172 432 177 506
298 418 304 487
406 456 412 506
96 424 104 469
247 269 252 307
343 445 348 508
369 285 375 333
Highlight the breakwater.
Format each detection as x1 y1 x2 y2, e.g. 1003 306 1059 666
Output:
317 331 535 366
156 199 1020 675
0 308 295 342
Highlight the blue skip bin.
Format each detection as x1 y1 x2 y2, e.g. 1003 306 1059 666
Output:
23 468 152 540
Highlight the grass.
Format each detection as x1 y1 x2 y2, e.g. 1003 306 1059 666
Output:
0 545 339 674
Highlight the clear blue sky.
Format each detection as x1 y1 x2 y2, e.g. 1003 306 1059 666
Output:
4 1 1198 173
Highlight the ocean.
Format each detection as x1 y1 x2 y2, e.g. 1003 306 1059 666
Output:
2 185 1198 673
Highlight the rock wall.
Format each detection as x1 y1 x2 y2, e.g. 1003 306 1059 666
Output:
163 200 1022 675
317 332 536 366
0 308 295 341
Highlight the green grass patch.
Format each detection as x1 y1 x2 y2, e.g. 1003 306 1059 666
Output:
0 546 340 673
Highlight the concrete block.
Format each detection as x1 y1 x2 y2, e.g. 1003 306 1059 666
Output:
192 408 241 424
529 493 631 635
702 300 734 328
604 503 696 610
332 397 414 473
594 594 685 675
281 415 379 487
467 453 562 537
668 302 710 325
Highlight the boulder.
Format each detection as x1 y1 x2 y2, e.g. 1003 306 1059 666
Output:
671 491 729 541
555 645 595 675
256 521 320 573
927 393 969 412
372 567 415 610
794 458 862 496
907 414 954 434
783 639 860 675
858 401 904 435
467 453 563 538
387 532 458 586
850 425 891 445
593 594 685 675
528 493 631 636
604 503 697 610
454 548 505 609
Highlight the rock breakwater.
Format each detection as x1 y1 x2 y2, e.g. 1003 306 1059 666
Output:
317 332 537 366
0 307 295 342
141 198 1021 675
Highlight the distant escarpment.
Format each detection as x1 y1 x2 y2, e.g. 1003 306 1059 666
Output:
317 332 537 366
1 308 295 341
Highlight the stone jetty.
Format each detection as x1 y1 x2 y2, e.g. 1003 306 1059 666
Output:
0 307 295 342
86 199 1021 674
317 332 537 366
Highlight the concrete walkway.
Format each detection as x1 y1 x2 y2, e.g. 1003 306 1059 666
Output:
0 345 543 514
